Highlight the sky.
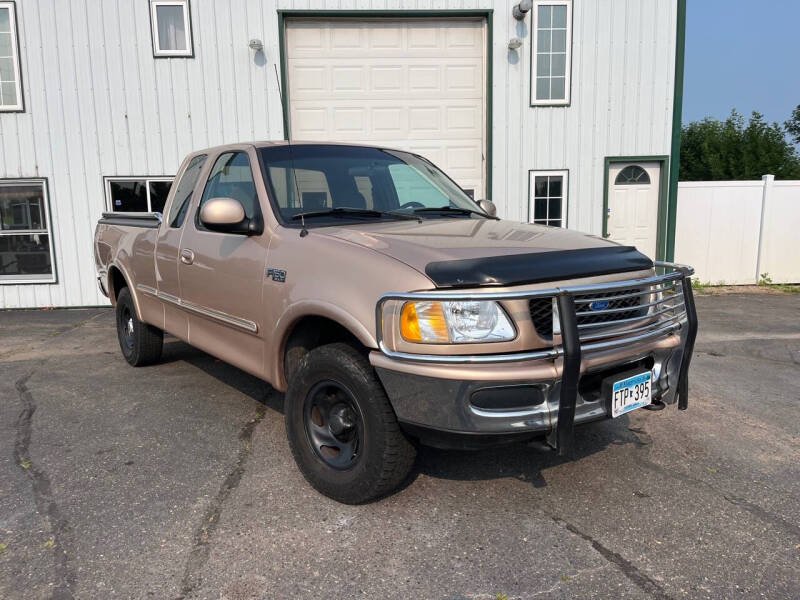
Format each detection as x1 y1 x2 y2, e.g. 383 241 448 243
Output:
683 0 800 128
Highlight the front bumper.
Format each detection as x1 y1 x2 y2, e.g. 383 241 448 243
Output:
372 262 698 454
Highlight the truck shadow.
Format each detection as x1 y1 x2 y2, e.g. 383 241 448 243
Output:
160 339 650 494
411 419 645 490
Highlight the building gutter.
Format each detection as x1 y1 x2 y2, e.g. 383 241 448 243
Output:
666 0 687 262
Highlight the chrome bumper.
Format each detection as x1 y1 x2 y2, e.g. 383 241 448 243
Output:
374 262 699 454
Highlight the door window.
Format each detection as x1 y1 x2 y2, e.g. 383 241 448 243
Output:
168 154 207 228
197 152 259 229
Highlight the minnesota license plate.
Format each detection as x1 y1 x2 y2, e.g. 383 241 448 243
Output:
611 372 652 418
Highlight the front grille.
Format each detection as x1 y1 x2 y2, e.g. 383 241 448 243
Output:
529 287 650 339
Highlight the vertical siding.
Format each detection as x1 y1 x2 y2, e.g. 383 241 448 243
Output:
0 0 677 308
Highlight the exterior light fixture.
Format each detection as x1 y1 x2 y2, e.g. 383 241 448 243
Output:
508 38 523 50
513 0 533 20
249 39 264 52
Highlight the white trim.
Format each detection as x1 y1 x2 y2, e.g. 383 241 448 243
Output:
104 176 174 213
0 1 24 111
529 170 568 228
0 179 57 284
150 0 193 57
530 0 573 106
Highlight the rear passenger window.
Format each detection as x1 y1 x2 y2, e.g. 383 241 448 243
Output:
169 154 207 228
197 152 259 227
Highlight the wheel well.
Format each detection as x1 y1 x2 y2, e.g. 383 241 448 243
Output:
109 267 128 304
283 316 366 384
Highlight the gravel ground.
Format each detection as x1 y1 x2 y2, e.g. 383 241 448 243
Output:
1 293 798 599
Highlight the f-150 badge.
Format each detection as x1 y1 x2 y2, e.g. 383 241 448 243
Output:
266 268 286 283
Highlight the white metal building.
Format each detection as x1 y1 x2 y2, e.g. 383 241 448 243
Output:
0 0 685 309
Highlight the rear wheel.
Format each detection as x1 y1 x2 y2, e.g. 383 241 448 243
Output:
285 343 416 504
115 287 163 366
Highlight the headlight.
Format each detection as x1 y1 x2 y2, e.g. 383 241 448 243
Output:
399 300 515 343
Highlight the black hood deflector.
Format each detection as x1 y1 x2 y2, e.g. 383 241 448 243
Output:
424 245 653 288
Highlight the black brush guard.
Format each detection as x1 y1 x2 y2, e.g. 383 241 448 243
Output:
376 262 699 456
552 264 698 456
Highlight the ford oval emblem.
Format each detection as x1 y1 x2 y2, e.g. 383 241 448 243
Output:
589 300 610 311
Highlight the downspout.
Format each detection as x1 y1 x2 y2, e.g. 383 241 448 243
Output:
665 0 687 262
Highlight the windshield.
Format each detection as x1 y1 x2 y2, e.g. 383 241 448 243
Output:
258 144 486 226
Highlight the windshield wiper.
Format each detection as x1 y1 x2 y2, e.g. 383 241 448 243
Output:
412 205 499 220
291 207 421 222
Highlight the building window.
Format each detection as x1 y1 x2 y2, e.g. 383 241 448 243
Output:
105 177 173 213
0 180 56 283
0 1 23 111
150 0 193 57
531 0 572 106
529 170 567 227
615 165 651 185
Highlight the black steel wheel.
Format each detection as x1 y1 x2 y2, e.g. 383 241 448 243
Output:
115 287 164 367
285 343 416 504
304 380 364 470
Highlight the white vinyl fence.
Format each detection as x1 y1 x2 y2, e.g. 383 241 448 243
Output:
674 176 800 284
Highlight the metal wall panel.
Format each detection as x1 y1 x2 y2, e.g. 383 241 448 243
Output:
0 0 676 308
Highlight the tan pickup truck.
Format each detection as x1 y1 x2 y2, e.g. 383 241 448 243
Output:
94 142 698 504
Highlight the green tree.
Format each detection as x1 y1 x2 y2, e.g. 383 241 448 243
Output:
785 104 800 146
680 109 800 180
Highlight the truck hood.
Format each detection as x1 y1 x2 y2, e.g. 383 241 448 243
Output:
315 218 652 288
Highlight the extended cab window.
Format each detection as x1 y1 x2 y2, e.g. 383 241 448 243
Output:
197 151 259 229
168 154 206 228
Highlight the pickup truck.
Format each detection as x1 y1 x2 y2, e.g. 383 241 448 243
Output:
94 142 698 504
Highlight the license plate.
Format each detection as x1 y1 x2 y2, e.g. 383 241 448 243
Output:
611 372 652 417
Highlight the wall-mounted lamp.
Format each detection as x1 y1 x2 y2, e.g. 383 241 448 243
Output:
249 39 264 52
513 0 533 20
508 38 523 50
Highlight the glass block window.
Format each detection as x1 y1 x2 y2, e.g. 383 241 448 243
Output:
0 180 56 283
529 171 568 228
531 1 572 105
150 0 193 57
0 1 23 111
105 177 174 213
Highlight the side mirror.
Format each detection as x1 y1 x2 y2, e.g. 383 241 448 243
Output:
199 197 262 235
477 199 497 217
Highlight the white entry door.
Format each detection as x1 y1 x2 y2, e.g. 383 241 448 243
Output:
285 18 487 198
606 162 661 258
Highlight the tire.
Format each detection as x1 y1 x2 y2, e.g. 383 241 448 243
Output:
285 343 416 504
115 287 163 367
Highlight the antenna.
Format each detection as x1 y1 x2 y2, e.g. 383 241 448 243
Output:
274 64 307 236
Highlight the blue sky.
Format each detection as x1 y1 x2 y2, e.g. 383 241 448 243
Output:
683 0 800 127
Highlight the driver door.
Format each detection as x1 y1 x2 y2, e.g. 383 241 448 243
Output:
177 148 269 376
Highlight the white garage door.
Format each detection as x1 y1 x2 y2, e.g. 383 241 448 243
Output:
285 18 487 199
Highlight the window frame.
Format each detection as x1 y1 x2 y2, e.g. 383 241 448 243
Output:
149 0 194 58
104 176 174 214
528 169 568 228
530 0 573 107
0 1 24 112
0 178 56 285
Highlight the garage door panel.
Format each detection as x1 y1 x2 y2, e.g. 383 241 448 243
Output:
286 18 486 195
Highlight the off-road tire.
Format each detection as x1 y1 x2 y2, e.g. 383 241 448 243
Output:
285 343 416 504
115 287 163 366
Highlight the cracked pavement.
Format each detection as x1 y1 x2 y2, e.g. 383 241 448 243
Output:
1 293 799 599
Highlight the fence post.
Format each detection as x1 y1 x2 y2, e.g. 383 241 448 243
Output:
754 174 775 283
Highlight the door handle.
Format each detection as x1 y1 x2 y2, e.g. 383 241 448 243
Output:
180 248 195 265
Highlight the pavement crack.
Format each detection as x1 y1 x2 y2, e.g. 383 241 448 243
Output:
178 402 268 599
551 517 673 600
634 456 800 538
14 372 77 600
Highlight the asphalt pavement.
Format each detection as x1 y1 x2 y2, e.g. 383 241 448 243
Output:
1 292 798 599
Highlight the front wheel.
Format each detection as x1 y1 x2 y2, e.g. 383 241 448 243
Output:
115 287 163 367
285 343 416 504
